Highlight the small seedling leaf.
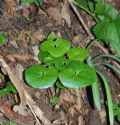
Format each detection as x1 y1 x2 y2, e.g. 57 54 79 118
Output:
7 82 17 94
49 97 59 104
25 64 58 89
56 81 68 89
0 82 17 96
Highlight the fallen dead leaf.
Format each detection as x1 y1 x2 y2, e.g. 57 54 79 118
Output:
6 0 16 17
61 0 71 27
46 7 62 25
31 29 45 44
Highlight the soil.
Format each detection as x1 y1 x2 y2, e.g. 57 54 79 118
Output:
0 0 120 125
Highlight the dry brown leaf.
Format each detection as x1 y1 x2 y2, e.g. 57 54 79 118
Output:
61 0 71 27
6 0 16 17
31 29 45 43
47 7 62 25
6 54 34 62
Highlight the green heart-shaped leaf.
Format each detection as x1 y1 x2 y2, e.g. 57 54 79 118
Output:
59 61 96 88
67 47 89 61
41 38 71 57
25 64 58 89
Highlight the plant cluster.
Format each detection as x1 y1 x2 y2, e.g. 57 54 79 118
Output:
24 32 120 125
25 32 97 89
0 0 120 125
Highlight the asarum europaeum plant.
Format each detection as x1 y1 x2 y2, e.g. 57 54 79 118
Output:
25 32 97 89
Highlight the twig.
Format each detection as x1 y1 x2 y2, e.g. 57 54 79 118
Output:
24 91 52 125
0 54 52 125
26 100 42 125
68 0 94 40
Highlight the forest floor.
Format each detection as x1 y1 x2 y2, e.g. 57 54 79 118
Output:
0 0 120 125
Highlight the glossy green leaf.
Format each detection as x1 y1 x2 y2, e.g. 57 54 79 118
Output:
67 47 89 61
87 58 101 110
95 3 118 20
0 33 4 46
97 71 113 125
92 54 120 63
93 16 120 54
59 61 96 88
25 64 58 89
41 38 71 57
